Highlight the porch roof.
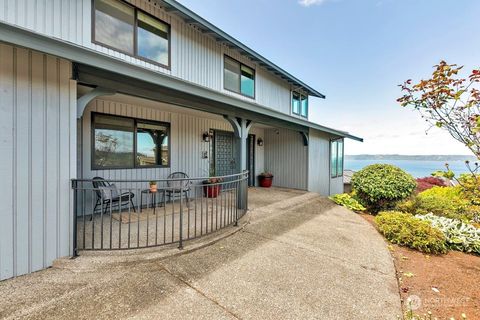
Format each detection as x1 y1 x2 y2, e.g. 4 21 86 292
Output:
0 22 363 142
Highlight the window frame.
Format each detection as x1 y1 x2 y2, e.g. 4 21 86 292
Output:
292 91 308 118
330 139 344 178
92 0 171 69
91 112 171 170
223 55 256 99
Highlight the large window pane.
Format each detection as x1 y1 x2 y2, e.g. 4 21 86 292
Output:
300 95 308 117
331 141 338 178
94 0 134 54
94 114 134 168
240 65 255 97
224 57 240 93
137 12 169 65
337 140 344 176
292 92 300 114
136 122 169 166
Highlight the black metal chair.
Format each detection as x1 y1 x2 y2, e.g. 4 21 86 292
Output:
166 172 191 204
91 177 136 221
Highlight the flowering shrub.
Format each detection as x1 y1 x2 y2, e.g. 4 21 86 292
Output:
417 213 480 254
415 176 447 193
329 193 366 212
375 211 447 254
351 164 416 213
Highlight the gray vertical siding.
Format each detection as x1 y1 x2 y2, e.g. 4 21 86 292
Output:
0 0 296 118
0 44 75 281
264 128 308 190
330 177 344 195
307 129 344 196
307 129 332 195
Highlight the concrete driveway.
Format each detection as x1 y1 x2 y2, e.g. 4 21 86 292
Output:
0 189 401 319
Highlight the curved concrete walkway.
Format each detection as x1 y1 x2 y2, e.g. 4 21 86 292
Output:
0 191 401 319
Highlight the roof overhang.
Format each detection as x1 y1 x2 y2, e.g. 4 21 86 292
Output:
0 22 362 142
158 0 326 98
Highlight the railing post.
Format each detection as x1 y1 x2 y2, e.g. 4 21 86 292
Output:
72 180 78 258
178 187 184 249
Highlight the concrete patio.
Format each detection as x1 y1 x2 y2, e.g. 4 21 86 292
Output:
0 188 401 319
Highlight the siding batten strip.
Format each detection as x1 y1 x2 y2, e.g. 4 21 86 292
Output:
12 46 17 278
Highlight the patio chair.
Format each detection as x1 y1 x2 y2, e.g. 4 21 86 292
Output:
91 177 136 221
166 172 191 204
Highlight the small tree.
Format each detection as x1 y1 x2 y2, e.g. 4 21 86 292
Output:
398 61 480 206
398 61 480 158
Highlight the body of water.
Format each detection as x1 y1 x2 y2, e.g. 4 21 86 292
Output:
345 159 471 178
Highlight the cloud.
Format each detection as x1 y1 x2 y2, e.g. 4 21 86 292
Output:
298 0 329 7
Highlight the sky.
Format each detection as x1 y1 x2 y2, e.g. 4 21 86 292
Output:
178 0 480 156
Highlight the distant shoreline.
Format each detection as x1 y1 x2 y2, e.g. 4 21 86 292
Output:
345 155 477 161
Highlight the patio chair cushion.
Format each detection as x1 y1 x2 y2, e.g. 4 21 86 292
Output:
98 185 119 201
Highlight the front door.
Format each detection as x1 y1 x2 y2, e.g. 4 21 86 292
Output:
246 134 256 186
214 130 236 176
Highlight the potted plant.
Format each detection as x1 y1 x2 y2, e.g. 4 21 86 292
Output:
258 172 274 188
203 177 222 198
149 181 158 193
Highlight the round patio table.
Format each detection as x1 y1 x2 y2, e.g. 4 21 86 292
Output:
140 189 166 215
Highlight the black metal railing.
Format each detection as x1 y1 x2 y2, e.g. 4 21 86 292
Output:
71 171 249 254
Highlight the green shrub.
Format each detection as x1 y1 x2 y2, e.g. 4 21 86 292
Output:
329 193 366 212
374 211 447 254
414 186 472 221
417 213 480 254
394 198 416 213
351 164 416 213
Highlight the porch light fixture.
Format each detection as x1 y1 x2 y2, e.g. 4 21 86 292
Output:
202 132 211 142
257 138 264 146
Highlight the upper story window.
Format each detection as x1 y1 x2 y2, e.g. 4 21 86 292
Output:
224 56 255 98
93 0 170 67
92 113 170 170
330 139 344 178
292 91 308 118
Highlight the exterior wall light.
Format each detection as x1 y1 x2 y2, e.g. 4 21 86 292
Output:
202 132 211 142
257 138 264 146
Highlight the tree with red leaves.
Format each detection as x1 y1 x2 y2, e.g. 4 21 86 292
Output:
398 61 480 159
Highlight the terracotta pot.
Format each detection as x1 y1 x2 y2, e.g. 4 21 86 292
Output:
259 176 273 188
149 185 158 193
203 184 221 198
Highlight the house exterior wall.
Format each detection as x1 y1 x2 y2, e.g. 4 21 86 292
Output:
330 177 344 195
264 128 308 190
307 129 330 196
307 128 344 196
0 0 296 118
0 43 76 281
81 98 266 183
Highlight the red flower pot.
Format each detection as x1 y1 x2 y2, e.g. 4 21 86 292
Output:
203 184 221 198
259 176 273 188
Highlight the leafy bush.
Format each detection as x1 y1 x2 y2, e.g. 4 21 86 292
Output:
374 211 447 254
417 213 480 254
414 186 472 221
329 193 366 212
394 198 416 213
458 174 480 206
415 176 447 193
351 164 416 213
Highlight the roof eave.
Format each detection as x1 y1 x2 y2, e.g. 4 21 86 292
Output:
161 0 326 98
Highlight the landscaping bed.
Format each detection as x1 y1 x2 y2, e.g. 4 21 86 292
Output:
362 213 480 319
330 164 480 319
